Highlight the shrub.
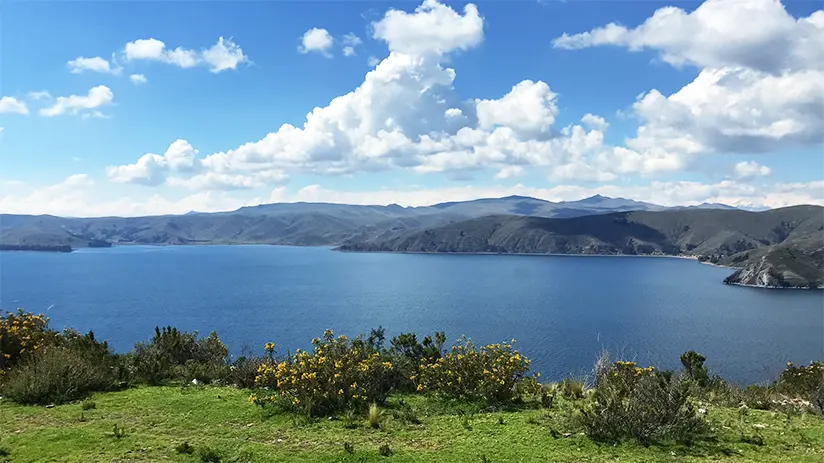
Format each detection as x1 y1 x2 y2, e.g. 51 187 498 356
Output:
578 360 708 444
414 337 530 403
175 441 195 455
0 310 56 374
343 442 355 454
1 345 119 405
680 351 710 388
112 423 126 439
368 402 383 429
560 378 586 400
776 361 824 397
378 444 392 457
198 446 221 462
131 327 229 385
81 399 96 410
254 330 396 416
230 355 266 389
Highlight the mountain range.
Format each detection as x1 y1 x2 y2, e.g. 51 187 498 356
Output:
2 195 821 288
0 195 718 248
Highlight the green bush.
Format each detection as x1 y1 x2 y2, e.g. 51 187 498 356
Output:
131 327 229 385
578 360 708 444
253 330 397 416
415 337 530 404
680 351 710 387
229 355 265 389
776 361 824 397
560 378 586 400
1 344 119 405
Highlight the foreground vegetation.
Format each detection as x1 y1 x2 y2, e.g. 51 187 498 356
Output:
2 309 823 462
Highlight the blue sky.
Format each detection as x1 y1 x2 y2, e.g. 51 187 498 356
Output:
0 0 822 216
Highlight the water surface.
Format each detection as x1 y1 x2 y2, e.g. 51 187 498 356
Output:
1 245 821 384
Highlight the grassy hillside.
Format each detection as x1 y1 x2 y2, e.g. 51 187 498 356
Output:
3 385 824 463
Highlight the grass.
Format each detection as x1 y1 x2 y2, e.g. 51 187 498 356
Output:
1 385 824 462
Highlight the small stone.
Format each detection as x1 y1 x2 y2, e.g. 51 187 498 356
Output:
191 379 202 385
753 423 768 429
276 438 284 443
563 432 572 438
45 404 55 409
247 423 254 427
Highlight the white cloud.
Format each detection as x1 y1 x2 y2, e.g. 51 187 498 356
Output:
0 96 28 115
107 139 199 186
68 56 121 75
552 0 823 74
0 175 261 218
27 90 51 100
124 37 247 72
581 113 608 131
298 28 334 56
367 56 380 67
493 166 525 180
373 0 484 56
39 85 114 117
129 74 148 85
201 37 249 72
555 0 824 168
108 1 677 189
733 160 772 180
342 33 363 57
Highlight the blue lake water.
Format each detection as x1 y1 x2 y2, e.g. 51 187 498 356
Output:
1 245 821 384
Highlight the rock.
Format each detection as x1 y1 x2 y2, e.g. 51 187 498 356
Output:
753 423 768 429
45 404 55 409
191 379 202 386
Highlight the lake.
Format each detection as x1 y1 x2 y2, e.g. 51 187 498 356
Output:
1 245 821 384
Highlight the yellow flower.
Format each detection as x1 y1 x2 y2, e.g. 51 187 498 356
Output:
248 393 257 403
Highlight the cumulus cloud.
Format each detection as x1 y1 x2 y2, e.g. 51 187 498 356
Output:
0 175 261 218
105 0 822 195
733 160 772 180
342 33 363 57
68 56 121 74
367 56 380 67
107 139 200 186
124 37 248 72
129 74 148 85
298 28 334 56
555 0 824 166
373 0 484 56
109 1 652 189
39 86 114 117
0 96 29 115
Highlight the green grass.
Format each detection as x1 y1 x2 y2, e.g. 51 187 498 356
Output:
1 385 823 462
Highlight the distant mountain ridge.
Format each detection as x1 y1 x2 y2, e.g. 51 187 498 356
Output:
338 206 824 289
1 194 740 250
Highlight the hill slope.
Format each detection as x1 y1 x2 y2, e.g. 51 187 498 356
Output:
0 195 737 249
339 206 824 288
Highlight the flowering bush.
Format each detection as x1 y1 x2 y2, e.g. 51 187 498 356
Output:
253 330 396 416
414 336 531 403
777 361 824 396
0 309 56 375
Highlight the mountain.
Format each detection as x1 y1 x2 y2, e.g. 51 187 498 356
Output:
338 206 823 288
0 195 745 250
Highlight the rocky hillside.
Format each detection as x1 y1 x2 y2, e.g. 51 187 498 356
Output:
339 205 824 288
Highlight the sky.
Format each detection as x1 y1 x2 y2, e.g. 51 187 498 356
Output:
0 0 822 217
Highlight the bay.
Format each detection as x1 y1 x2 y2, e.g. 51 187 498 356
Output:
1 245 821 384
